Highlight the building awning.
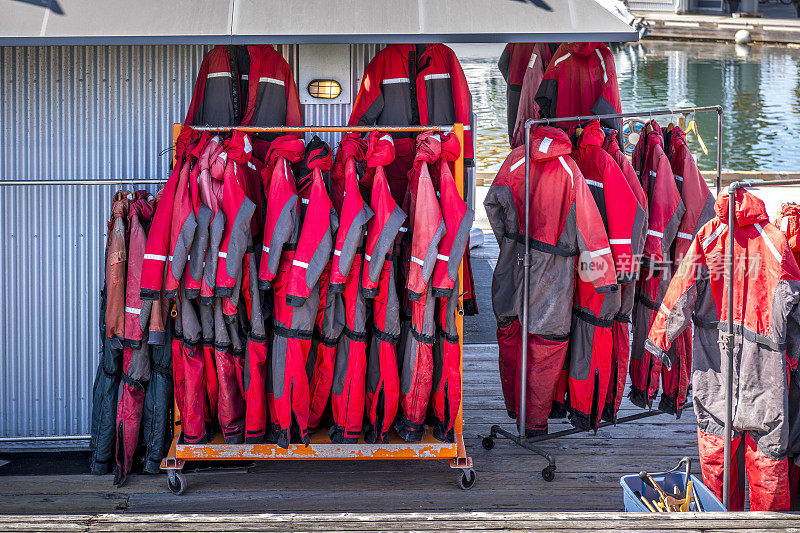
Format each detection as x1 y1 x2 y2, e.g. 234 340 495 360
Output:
0 0 638 45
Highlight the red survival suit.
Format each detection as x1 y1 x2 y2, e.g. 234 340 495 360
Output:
629 122 685 409
284 139 340 443
656 125 716 416
647 189 800 511
184 45 302 140
349 44 474 201
485 126 617 436
497 43 558 148
396 132 446 442
430 132 473 442
113 191 155 486
306 134 368 432
567 121 642 431
601 129 648 423
258 137 311 448
535 43 623 148
361 132 407 443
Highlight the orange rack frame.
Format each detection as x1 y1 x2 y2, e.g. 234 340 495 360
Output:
160 124 474 494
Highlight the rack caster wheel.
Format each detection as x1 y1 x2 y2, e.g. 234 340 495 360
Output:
541 465 556 482
458 468 476 490
482 437 495 450
167 470 186 495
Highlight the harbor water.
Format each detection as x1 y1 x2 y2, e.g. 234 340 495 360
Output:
455 41 800 174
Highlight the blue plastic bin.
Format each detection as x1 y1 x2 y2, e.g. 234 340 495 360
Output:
620 472 726 512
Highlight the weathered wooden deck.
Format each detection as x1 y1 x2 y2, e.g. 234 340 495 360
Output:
4 511 800 532
0 340 699 515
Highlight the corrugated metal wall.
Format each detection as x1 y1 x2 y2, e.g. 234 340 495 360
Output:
0 43 381 440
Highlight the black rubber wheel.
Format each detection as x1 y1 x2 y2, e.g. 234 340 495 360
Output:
458 469 477 490
541 465 556 482
167 471 186 495
482 437 495 450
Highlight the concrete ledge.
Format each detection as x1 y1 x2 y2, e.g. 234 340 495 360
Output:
701 171 800 187
636 11 800 43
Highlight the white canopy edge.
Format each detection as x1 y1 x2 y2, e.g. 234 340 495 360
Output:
1 0 638 45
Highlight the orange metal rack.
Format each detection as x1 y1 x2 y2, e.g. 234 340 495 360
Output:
160 124 474 494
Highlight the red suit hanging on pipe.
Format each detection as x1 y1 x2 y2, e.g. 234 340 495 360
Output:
630 122 685 409
485 126 617 436
307 134 370 433
113 191 155 486
601 129 648 423
258 136 307 448
656 125 715 416
535 42 623 147
430 132 473 442
349 44 478 316
395 132 447 442
568 121 641 431
283 138 337 443
360 132 407 443
164 133 203 300
647 189 800 511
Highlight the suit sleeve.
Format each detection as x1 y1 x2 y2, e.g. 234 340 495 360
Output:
646 237 705 368
284 65 304 130
349 55 385 127
448 50 474 161
534 63 558 120
674 149 715 264
574 170 617 293
497 45 511 84
602 158 640 284
183 54 209 126
645 156 686 264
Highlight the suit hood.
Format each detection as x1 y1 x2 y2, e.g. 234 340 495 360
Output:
715 188 769 226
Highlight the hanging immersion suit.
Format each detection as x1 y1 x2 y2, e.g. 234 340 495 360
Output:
430 132 474 442
90 195 130 476
307 135 367 432
647 189 800 511
776 203 800 266
568 121 643 431
140 285 172 474
656 125 716 415
485 126 617 436
498 43 536 144
113 192 155 486
105 195 129 348
600 129 649 423
395 132 447 442
535 42 623 147
258 136 308 448
629 121 685 408
214 131 257 298
311 136 374 442
281 139 338 443
360 132 407 443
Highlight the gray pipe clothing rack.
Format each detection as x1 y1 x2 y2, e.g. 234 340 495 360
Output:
482 106 724 483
